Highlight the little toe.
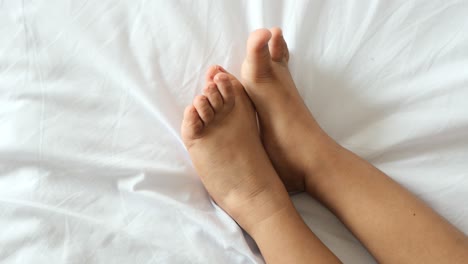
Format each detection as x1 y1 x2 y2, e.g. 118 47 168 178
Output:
193 95 215 125
203 83 224 112
181 105 204 142
214 73 235 109
269 27 289 63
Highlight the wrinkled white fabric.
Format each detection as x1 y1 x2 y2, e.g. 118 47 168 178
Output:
1 0 467 263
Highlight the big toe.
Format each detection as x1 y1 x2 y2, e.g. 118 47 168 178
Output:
245 28 273 77
205 65 226 84
269 27 289 64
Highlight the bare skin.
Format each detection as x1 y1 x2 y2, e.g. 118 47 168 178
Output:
181 66 341 264
241 28 468 263
241 28 331 192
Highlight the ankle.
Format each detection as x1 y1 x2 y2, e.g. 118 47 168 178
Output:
228 180 292 235
303 134 346 196
247 200 301 240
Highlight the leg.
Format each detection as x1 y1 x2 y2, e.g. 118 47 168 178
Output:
181 66 340 264
241 28 468 263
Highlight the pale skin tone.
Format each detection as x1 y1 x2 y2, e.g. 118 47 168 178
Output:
181 28 468 263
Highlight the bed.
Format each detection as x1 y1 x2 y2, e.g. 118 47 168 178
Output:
1 0 467 263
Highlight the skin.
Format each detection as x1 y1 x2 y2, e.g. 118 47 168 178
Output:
240 28 468 263
181 67 341 263
182 27 468 263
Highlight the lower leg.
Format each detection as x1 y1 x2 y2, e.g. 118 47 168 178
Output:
241 27 468 263
181 66 341 264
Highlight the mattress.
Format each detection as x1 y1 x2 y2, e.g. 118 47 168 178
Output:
1 0 467 263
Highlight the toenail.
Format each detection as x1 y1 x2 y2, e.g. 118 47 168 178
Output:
216 65 227 72
215 73 229 82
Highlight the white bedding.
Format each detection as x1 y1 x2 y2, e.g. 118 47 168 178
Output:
1 0 467 263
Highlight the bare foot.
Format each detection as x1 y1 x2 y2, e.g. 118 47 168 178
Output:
241 28 338 192
181 66 290 232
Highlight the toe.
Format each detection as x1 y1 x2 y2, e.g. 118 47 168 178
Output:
203 83 224 112
193 95 215 124
269 27 289 63
205 65 227 83
181 105 204 142
245 28 273 75
214 73 235 109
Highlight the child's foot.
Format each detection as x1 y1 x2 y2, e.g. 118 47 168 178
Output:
241 28 338 192
181 66 290 232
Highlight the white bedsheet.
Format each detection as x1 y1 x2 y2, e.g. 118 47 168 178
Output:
1 0 467 263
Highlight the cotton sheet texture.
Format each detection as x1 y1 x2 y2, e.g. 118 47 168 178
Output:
1 0 468 263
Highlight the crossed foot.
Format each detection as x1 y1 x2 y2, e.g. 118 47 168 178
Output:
181 28 337 233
